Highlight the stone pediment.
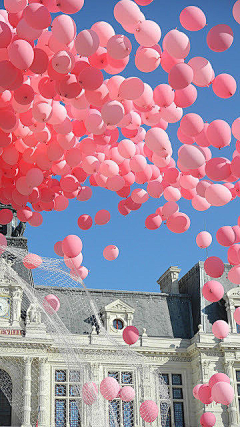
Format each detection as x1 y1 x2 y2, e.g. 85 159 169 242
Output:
102 299 135 314
226 287 240 299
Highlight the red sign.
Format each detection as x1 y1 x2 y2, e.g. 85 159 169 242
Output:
0 329 22 336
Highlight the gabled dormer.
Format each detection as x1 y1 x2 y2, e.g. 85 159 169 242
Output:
101 299 135 334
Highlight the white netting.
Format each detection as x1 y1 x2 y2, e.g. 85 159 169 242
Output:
0 242 170 427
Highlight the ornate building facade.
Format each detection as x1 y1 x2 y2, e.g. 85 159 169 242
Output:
0 216 239 426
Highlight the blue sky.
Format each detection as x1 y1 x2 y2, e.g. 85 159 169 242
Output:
3 0 240 292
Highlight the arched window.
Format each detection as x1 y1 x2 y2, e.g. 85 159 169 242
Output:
0 369 12 426
113 319 124 330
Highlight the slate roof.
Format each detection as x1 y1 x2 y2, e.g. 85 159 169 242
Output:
35 286 194 339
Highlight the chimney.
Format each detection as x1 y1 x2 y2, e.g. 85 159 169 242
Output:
157 266 181 294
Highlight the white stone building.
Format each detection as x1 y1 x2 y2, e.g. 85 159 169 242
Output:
0 220 240 427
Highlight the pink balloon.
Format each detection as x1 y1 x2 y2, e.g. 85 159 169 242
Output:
206 157 231 181
209 373 230 389
204 256 224 278
118 139 136 159
23 3 51 30
107 34 131 59
78 66 103 91
8 39 34 70
168 63 193 90
119 77 144 101
153 84 174 107
52 15 76 45
17 207 33 222
62 235 82 258
161 49 184 73
180 6 206 31
178 145 205 169
234 307 240 324
57 0 84 14
82 382 98 405
164 186 181 202
114 0 143 28
198 384 213 405
5 0 27 13
163 29 190 59
212 320 229 339
91 21 115 47
228 244 240 265
77 214 93 230
193 384 202 400
103 245 119 261
174 84 197 108
202 280 224 302
71 265 89 280
228 265 240 285
134 20 161 47
162 201 179 219
212 73 236 99
131 188 149 204
0 22 12 49
166 212 190 234
54 241 64 257
145 127 170 156
139 400 159 423
180 113 204 137
101 100 124 126
205 184 232 207
32 102 52 123
75 29 99 57
23 253 42 269
77 186 92 201
130 154 147 172
145 213 162 230
207 24 233 52
233 0 240 24
211 382 234 405
95 209 110 225
135 47 160 73
216 226 236 247
28 212 43 227
100 377 120 401
0 208 13 224
123 325 139 345
134 0 153 4
0 233 7 255
119 386 135 402
188 57 213 87
64 252 83 269
200 412 216 427
43 294 60 314
196 231 212 248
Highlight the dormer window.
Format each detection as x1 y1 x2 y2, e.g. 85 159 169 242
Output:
113 319 124 330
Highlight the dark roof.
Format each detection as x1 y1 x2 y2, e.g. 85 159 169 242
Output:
35 286 194 339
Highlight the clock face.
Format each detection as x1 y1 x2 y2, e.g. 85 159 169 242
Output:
0 298 9 317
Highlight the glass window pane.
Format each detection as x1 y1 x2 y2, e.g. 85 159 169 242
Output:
108 372 119 382
173 402 185 427
69 400 81 427
160 403 171 427
69 371 81 383
109 400 120 427
55 370 66 382
236 371 240 382
237 324 240 333
237 384 240 396
173 388 183 400
123 401 134 426
55 400 66 427
113 319 124 330
121 372 133 385
161 374 169 385
70 385 81 397
55 385 66 397
172 374 182 386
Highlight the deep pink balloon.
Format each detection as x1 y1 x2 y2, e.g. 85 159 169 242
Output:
209 373 230 389
206 157 231 181
200 412 216 427
123 325 139 345
228 265 240 285
0 233 7 255
216 226 236 247
95 209 110 225
198 384 213 405
23 3 51 30
174 84 197 108
212 73 237 99
204 256 224 278
234 307 240 325
168 63 193 90
77 214 93 230
166 212 190 234
180 113 204 137
75 29 99 57
202 280 224 302
145 213 162 230
54 241 64 257
0 208 13 224
180 6 206 31
207 24 233 52
62 235 83 258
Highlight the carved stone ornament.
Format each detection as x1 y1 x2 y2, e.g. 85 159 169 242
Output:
26 302 42 324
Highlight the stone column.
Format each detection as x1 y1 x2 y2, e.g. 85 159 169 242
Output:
225 300 236 333
21 356 32 427
38 358 48 427
11 287 23 327
224 359 238 427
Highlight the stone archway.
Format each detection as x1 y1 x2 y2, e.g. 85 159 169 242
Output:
0 369 12 426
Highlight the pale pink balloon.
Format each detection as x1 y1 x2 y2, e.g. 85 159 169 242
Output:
145 127 170 156
196 231 212 248
178 145 205 169
211 382 234 405
180 113 204 137
232 117 240 140
180 6 206 31
0 208 13 224
91 21 115 47
234 307 240 324
212 73 237 99
131 188 149 204
100 160 119 177
43 294 60 314
119 77 144 101
188 57 213 87
204 256 224 278
23 253 42 269
32 102 52 123
166 212 190 233
82 382 98 405
54 195 69 212
75 29 99 57
163 29 190 59
207 24 233 52
134 20 161 47
62 235 82 258
216 226 236 247
114 0 143 28
174 84 197 108
209 373 230 389
164 186 181 202
107 34 131 59
57 0 84 14
200 412 216 427
135 46 160 73
168 63 193 90
23 3 51 30
233 0 240 24
95 209 110 225
228 265 240 285
206 119 231 149
160 103 183 124
119 386 135 402
52 15 76 45
205 184 232 207
193 384 202 400
82 156 100 174
228 244 240 265
71 265 89 280
198 384 213 405
140 400 159 423
192 195 210 211
147 180 163 198
4 0 27 13
134 0 153 5
52 51 75 74
153 84 174 108
100 377 120 400
0 22 12 49
123 325 139 344
101 100 124 125
103 245 119 261
118 139 136 159
130 154 147 172
8 39 34 69
202 280 224 302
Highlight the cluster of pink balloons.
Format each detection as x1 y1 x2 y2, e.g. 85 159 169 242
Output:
193 373 234 410
54 234 89 280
